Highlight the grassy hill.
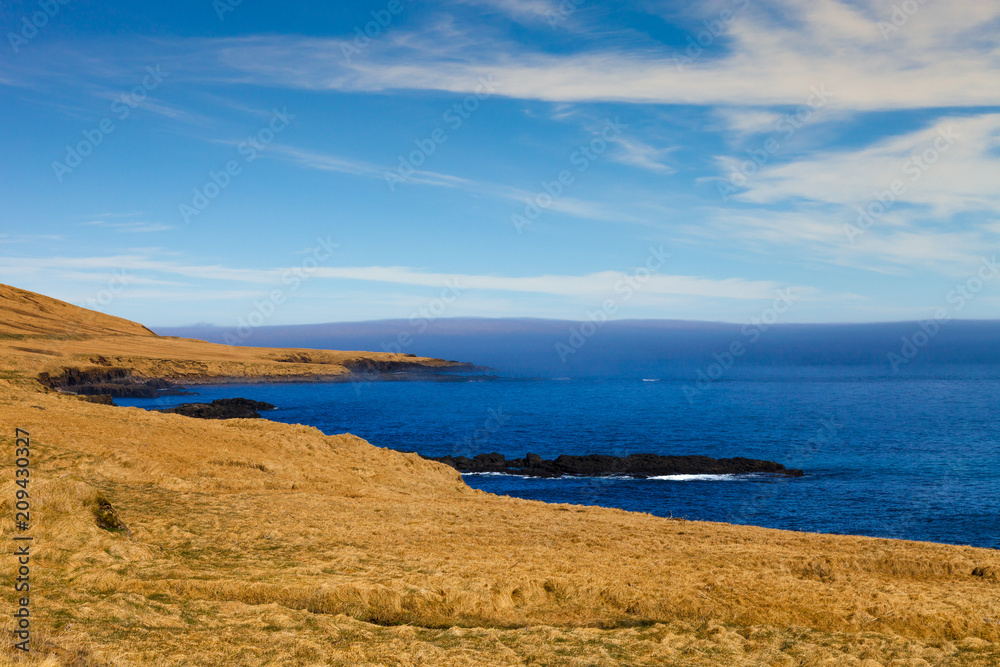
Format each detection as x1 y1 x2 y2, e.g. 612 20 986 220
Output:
1 284 998 665
0 284 465 387
0 283 156 338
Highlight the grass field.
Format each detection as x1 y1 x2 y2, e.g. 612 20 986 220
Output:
1 283 998 665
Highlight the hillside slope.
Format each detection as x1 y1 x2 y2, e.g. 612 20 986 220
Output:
0 283 156 338
0 284 469 386
0 285 998 666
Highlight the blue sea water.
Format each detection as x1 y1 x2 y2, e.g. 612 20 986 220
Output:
118 365 1000 550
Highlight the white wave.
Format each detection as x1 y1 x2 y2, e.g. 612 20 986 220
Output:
462 472 764 482
648 474 739 481
461 471 542 479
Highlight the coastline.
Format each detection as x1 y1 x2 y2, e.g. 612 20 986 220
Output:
2 284 999 665
5 376 999 666
168 369 496 386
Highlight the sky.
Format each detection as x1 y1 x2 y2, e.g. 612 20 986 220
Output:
1 0 999 328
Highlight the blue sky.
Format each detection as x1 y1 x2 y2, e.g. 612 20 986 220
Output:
1 0 999 327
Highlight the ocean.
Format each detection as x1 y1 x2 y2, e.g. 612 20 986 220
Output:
118 365 1000 550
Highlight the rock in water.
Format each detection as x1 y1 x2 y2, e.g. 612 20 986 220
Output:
425 451 804 478
156 398 276 420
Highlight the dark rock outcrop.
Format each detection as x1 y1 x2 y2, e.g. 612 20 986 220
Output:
426 451 804 478
156 398 276 420
37 367 185 398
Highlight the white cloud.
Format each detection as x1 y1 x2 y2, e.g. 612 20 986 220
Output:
264 143 655 225
9 2 1000 114
700 208 999 276
267 143 473 190
713 108 786 137
311 265 790 300
159 0 1000 111
0 254 809 301
81 220 174 233
0 255 279 284
732 114 1000 216
611 137 677 173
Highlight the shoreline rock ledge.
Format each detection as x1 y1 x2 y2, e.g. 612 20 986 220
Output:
425 452 804 478
155 398 276 420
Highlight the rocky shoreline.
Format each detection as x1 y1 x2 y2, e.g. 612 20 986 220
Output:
155 397 276 419
36 363 495 397
425 452 804 478
36 366 801 477
37 367 193 398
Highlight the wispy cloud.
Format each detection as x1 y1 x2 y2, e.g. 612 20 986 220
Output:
12 1 996 111
81 220 175 233
262 143 655 225
4 0 998 324
712 108 787 138
0 254 812 301
698 208 999 276
312 265 793 300
113 0 999 111
610 137 677 173
452 0 560 23
267 143 472 189
0 255 278 284
732 114 1000 215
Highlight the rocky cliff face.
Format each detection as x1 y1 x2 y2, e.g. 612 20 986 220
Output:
37 367 178 398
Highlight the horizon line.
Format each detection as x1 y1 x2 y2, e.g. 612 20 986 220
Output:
151 316 1000 330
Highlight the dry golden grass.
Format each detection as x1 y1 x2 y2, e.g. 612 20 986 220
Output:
0 283 998 665
0 283 464 384
0 284 155 339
